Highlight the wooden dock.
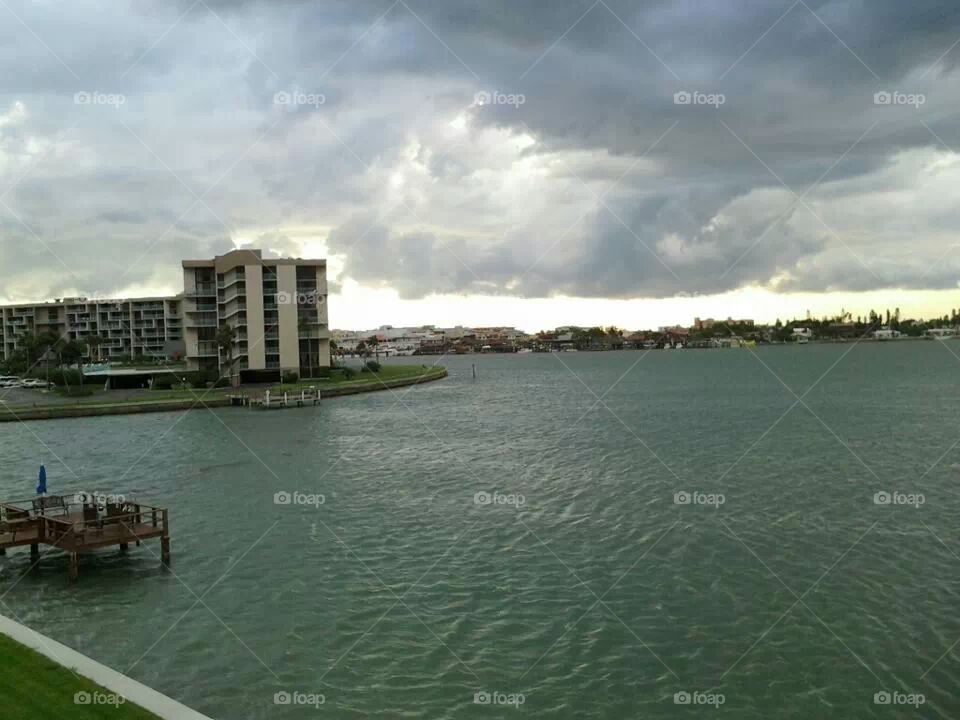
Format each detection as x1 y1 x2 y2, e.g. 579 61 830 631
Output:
0 495 170 582
229 388 321 410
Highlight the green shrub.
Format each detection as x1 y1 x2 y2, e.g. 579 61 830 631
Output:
341 367 356 380
282 370 299 384
213 377 231 388
364 360 381 373
315 367 331 379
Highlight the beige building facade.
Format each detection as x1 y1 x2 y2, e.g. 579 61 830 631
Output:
182 249 330 380
0 248 330 383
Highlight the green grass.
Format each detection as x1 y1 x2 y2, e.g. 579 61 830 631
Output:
275 364 438 391
0 633 162 719
0 365 445 416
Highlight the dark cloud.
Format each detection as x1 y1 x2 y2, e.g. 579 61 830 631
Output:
2 0 960 304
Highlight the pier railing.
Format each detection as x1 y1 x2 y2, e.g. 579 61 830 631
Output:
1 496 169 549
38 515 74 548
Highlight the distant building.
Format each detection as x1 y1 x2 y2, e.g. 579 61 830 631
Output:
694 317 754 331
873 327 902 340
0 296 183 362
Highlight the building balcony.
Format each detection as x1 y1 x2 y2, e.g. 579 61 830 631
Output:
217 276 246 291
185 284 217 297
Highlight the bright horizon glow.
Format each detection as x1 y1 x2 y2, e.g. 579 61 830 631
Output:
3 282 960 334
327 282 960 333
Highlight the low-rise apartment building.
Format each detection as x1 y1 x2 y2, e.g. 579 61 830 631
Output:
0 296 183 362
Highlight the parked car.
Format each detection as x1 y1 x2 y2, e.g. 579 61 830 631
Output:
0 376 21 388
20 379 47 389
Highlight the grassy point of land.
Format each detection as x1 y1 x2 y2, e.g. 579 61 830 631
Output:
275 364 439 392
0 364 446 420
0 633 161 720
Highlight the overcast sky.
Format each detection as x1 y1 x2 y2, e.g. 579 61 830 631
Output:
2 0 960 330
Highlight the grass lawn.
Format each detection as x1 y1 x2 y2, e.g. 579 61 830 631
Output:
0 633 161 719
1 365 445 414
274 363 441 392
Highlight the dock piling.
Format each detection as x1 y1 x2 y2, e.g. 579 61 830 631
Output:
30 544 39 560
68 553 78 582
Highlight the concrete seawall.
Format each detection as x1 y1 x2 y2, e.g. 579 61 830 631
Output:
0 613 213 719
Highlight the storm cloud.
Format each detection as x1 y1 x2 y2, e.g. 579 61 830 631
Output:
2 0 960 303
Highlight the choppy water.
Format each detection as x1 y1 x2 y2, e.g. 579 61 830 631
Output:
2 344 960 718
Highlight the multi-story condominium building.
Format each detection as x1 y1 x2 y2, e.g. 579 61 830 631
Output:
0 296 183 362
1 248 330 383
182 248 329 381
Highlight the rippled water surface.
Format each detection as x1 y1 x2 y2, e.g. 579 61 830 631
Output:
2 345 960 718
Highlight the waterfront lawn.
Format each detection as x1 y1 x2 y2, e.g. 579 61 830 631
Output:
0 365 444 415
275 363 441 391
0 633 161 719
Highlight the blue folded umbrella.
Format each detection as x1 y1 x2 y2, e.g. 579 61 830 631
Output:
36 465 47 495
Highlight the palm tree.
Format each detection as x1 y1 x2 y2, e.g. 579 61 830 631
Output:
215 324 237 383
86 334 106 363
366 335 380 362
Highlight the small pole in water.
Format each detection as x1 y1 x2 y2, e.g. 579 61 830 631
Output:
472 363 476 379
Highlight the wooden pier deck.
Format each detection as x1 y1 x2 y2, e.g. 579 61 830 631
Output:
0 495 170 582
